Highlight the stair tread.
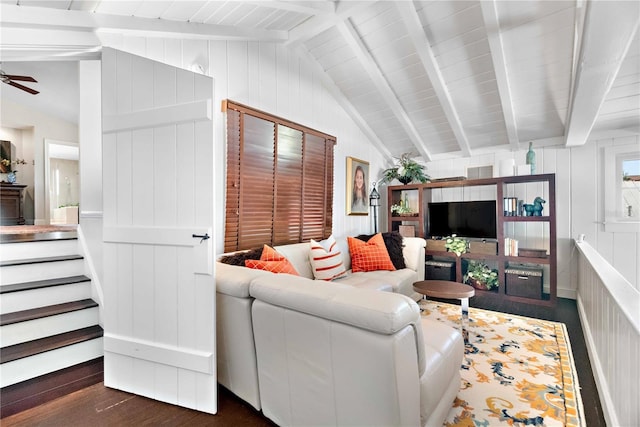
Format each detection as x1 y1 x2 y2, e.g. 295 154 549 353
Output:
0 254 84 268
0 231 77 244
0 299 98 326
0 275 90 294
1 325 103 364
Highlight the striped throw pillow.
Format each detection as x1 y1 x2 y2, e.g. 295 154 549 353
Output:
309 235 347 281
347 233 396 273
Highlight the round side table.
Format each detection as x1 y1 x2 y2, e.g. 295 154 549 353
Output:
413 280 475 343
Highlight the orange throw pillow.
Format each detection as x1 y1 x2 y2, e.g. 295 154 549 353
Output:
245 244 299 275
347 233 396 273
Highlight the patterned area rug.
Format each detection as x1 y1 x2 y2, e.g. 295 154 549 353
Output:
422 301 585 427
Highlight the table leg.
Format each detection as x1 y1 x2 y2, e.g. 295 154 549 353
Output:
418 295 428 312
461 297 470 344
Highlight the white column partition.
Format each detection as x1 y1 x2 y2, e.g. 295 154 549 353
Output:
575 240 640 427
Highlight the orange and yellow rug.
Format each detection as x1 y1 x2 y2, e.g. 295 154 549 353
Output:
423 301 585 427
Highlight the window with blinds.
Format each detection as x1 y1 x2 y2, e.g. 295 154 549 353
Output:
224 100 335 252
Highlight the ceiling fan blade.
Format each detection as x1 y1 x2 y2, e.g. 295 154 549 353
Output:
3 74 37 82
6 80 39 95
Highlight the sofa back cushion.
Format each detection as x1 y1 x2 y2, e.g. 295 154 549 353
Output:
273 242 315 279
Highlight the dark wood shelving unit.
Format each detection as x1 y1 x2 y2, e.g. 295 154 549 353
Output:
388 173 557 307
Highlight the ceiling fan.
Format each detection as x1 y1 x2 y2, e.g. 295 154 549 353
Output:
1 70 39 95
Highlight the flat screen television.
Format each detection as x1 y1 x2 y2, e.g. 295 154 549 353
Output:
428 200 497 239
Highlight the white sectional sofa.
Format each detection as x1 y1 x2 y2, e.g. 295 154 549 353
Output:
215 236 464 426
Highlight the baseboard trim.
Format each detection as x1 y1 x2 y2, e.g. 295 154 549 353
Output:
1 357 103 418
557 288 576 299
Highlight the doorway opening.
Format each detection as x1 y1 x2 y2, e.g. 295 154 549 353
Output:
45 139 79 225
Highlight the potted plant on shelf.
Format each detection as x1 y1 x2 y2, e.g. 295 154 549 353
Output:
444 234 468 256
390 203 416 217
381 153 430 185
464 260 499 291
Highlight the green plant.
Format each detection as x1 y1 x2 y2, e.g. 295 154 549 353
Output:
464 260 499 290
390 203 413 214
444 234 467 256
381 153 430 185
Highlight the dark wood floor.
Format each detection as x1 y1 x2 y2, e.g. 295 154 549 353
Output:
2 294 604 427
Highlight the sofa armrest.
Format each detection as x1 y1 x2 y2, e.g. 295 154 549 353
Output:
216 262 275 298
403 237 426 276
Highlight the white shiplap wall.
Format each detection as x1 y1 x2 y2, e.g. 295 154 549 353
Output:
422 140 639 297
89 34 639 294
97 34 387 255
572 135 640 292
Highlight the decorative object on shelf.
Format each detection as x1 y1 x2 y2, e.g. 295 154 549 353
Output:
390 202 415 216
0 157 10 173
526 141 536 174
381 152 430 185
346 156 369 216
426 239 447 252
369 182 380 233
398 225 415 237
523 196 545 216
391 191 415 216
1 157 27 182
444 234 468 256
518 248 547 258
505 266 543 299
464 260 499 290
469 240 498 255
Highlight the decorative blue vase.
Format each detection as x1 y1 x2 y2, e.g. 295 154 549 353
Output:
526 142 536 174
7 171 16 184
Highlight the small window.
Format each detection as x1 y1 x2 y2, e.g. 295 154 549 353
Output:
605 143 640 232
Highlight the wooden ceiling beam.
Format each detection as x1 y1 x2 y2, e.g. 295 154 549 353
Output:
564 0 639 147
0 3 288 42
480 0 519 151
336 19 432 162
285 1 376 47
395 2 471 158
294 45 393 161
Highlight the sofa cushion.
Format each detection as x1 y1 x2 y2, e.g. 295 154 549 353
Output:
356 231 406 270
347 233 396 273
344 268 417 298
273 242 315 279
219 247 263 266
308 235 347 281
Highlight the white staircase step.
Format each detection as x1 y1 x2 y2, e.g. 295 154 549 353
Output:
0 281 91 314
0 239 79 262
0 257 85 285
1 305 99 347
1 337 104 387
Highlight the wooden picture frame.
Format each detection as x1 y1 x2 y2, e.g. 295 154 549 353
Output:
346 156 369 215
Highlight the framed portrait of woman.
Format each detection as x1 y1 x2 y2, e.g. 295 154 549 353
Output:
346 156 369 215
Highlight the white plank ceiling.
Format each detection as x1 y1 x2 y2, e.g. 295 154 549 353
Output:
1 0 638 162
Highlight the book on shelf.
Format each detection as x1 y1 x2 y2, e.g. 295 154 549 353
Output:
504 238 518 256
503 197 519 216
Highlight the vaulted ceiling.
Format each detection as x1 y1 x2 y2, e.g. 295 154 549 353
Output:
1 1 638 162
